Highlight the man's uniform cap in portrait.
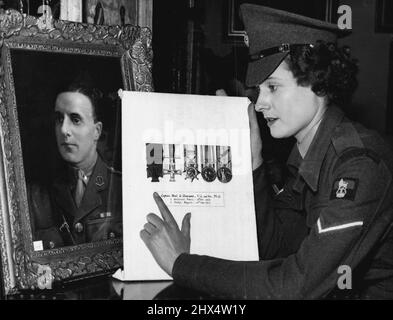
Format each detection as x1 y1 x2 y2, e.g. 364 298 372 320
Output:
240 4 350 87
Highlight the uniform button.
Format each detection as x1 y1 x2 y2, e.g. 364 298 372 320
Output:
109 232 116 239
74 222 84 233
49 241 55 249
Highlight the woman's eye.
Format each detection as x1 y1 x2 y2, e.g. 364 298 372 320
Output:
268 84 278 92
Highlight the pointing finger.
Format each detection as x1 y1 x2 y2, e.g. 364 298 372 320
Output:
153 192 177 227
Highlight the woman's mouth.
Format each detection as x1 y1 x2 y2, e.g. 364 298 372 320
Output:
265 117 278 126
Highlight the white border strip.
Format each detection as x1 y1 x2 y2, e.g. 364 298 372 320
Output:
317 218 363 234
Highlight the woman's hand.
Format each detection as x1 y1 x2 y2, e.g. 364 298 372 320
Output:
140 192 191 276
216 88 263 170
248 103 263 170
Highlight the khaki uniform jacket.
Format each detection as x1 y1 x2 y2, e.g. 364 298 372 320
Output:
29 154 122 249
172 107 393 299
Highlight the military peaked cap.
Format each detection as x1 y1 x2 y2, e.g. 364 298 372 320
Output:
240 4 350 87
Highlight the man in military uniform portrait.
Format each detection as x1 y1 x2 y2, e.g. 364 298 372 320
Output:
28 83 122 250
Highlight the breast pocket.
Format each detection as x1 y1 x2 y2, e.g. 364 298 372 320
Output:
86 216 121 241
270 189 309 255
272 187 304 211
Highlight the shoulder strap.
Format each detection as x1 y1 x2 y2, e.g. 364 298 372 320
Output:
333 147 381 172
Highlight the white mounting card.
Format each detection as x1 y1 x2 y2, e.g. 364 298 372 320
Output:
121 91 259 281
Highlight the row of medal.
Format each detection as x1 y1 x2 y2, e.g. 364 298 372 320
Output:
146 144 232 183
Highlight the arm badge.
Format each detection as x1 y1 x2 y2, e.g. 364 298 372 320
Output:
330 178 359 201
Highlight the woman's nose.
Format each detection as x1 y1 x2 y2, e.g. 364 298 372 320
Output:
254 89 270 112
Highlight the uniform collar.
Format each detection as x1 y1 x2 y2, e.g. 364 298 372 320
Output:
71 154 97 182
287 106 345 192
72 154 110 223
88 153 108 192
53 154 109 222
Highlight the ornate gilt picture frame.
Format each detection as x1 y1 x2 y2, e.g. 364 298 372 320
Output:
0 9 152 295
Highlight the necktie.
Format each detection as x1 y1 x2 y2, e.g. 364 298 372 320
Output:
74 169 87 208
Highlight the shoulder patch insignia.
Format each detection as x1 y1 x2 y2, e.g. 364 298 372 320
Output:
330 178 359 201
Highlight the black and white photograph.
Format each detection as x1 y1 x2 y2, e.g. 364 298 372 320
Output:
0 1 152 298
0 0 393 306
14 52 123 251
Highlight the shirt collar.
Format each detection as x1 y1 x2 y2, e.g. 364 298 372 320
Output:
69 153 98 185
297 116 324 158
287 106 345 192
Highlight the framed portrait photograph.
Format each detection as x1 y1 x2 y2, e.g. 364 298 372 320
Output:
0 9 152 295
225 0 339 44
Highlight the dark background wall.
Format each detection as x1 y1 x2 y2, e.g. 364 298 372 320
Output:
338 0 392 134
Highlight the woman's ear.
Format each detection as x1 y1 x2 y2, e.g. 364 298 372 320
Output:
315 87 327 98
